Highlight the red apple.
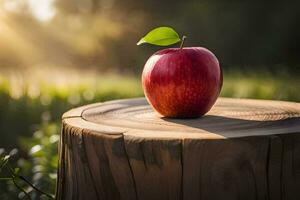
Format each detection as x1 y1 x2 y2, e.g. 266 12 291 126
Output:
142 47 222 118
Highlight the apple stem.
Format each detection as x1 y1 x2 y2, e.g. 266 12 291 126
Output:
180 36 187 49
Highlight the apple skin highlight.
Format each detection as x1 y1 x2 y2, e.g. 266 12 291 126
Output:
142 47 223 118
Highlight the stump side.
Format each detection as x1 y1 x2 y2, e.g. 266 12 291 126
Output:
56 97 300 200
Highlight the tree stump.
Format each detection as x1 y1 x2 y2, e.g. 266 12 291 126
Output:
56 97 300 200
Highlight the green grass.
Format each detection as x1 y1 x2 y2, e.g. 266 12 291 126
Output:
222 71 299 102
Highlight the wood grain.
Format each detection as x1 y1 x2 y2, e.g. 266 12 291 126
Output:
56 97 300 200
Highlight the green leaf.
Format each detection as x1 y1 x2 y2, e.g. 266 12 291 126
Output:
3 155 10 161
137 27 181 46
0 155 10 168
14 168 20 175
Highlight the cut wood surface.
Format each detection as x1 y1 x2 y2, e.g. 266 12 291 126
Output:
56 97 300 200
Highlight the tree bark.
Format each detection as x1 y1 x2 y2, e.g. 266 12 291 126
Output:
56 98 300 200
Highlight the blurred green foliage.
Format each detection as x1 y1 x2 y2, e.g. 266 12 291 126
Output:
0 124 56 199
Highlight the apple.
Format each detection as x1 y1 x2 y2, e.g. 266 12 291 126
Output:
142 47 222 118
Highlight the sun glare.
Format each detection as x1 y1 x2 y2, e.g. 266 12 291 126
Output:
28 0 56 21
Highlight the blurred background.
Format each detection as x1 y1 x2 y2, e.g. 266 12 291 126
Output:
0 0 299 199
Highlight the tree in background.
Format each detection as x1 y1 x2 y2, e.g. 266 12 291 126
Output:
0 0 299 72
